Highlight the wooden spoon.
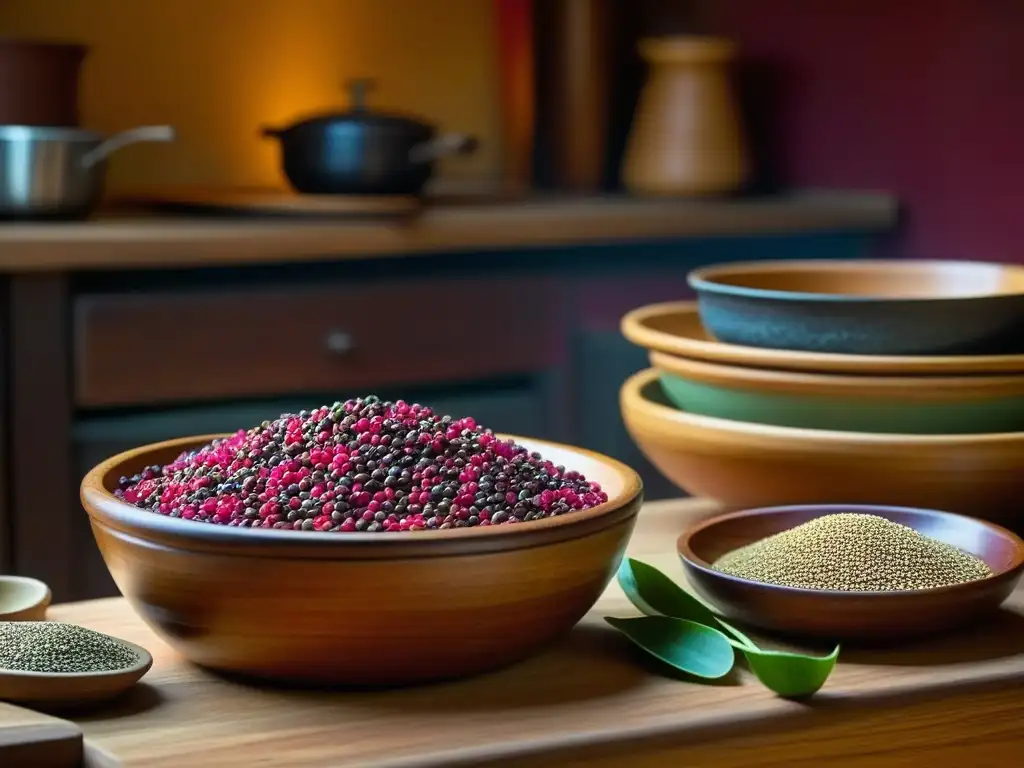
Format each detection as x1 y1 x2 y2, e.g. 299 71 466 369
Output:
0 633 152 709
0 576 51 621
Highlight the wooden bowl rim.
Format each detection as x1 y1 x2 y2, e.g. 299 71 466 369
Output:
0 576 52 618
623 368 1024 444
649 349 1024 394
621 301 1024 374
0 634 153 681
82 433 643 558
677 504 1024 599
687 259 1024 301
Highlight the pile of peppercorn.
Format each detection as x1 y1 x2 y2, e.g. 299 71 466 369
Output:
116 396 608 532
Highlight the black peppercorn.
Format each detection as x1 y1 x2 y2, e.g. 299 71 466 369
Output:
114 396 607 533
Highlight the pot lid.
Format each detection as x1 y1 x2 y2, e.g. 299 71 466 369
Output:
280 78 433 133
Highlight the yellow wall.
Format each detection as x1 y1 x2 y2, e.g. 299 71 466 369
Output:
0 0 500 192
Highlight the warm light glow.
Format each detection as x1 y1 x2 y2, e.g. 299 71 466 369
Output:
0 0 500 193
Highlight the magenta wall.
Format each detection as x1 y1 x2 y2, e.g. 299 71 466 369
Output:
720 0 1024 262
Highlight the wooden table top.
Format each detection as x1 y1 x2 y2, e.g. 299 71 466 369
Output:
0 192 896 273
48 498 1024 767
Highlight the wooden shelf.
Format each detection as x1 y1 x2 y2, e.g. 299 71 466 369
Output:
0 191 897 273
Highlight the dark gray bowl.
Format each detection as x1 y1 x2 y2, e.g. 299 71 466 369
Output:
688 259 1024 356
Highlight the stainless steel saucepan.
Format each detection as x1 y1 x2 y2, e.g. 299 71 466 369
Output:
0 124 175 219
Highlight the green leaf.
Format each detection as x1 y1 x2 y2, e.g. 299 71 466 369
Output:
617 558 757 649
616 558 841 697
604 616 735 679
737 644 840 698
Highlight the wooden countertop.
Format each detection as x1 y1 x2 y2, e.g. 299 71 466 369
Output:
47 496 1022 767
0 192 897 273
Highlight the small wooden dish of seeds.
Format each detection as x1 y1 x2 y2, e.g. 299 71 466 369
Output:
0 622 153 709
678 504 1024 642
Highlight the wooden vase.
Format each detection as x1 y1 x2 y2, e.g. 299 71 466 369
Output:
623 37 748 197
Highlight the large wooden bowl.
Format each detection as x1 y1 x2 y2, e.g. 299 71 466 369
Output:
688 259 1024 355
678 505 1024 641
621 301 1024 375
81 434 643 686
620 369 1024 526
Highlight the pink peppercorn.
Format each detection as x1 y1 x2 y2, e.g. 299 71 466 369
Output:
114 396 607 533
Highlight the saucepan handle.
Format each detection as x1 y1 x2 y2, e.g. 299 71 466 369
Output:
81 125 176 169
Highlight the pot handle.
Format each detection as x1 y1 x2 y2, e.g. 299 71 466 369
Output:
408 133 479 165
81 125 176 169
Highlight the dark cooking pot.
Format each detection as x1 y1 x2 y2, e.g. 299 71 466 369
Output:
262 78 478 195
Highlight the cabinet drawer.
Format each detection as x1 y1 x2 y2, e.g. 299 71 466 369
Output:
74 277 556 407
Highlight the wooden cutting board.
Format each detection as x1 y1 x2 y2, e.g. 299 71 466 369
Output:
0 702 84 767
0 702 121 767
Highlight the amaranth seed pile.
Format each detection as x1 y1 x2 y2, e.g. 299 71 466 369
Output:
712 513 991 591
0 622 140 674
116 396 608 532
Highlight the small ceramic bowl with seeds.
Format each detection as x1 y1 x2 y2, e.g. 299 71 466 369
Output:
0 622 153 708
678 504 1024 642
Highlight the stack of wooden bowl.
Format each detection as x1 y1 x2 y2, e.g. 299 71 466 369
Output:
620 260 1024 526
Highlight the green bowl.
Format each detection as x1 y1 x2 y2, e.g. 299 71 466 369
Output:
651 351 1024 435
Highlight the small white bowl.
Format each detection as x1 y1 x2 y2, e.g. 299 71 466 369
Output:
0 576 51 621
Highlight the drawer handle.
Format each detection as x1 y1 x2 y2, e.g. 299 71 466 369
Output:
325 330 355 355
